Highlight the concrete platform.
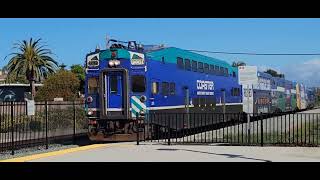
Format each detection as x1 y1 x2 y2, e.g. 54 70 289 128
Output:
3 142 320 162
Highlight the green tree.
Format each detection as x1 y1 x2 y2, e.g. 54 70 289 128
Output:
70 64 85 93
35 69 80 101
264 69 285 78
5 38 59 99
5 73 29 84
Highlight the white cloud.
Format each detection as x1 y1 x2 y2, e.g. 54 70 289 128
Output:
282 59 320 87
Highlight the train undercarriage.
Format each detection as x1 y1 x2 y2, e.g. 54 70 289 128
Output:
88 118 148 142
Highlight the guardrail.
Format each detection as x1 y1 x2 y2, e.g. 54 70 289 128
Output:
0 101 88 155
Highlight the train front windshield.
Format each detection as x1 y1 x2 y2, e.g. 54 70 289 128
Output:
131 75 146 93
88 77 99 94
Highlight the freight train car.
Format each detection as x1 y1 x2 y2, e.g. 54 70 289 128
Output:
306 87 316 109
252 71 272 114
271 76 286 112
291 82 298 111
240 68 304 114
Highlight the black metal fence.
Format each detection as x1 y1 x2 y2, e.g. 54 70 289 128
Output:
0 101 87 155
137 112 320 147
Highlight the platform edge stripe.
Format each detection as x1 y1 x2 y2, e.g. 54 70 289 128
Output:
0 144 109 162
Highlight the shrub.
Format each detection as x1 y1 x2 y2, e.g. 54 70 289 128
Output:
0 105 87 133
35 70 80 101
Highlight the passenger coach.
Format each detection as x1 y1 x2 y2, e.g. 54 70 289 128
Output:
84 40 242 141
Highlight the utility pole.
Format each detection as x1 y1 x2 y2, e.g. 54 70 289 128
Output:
221 88 226 121
247 84 251 144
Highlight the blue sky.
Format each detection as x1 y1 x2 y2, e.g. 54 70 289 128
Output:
1 18 320 86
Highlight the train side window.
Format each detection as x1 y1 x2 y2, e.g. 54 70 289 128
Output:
88 77 99 94
204 63 209 74
152 82 159 94
192 60 197 72
198 62 204 73
177 57 184 69
210 65 215 74
161 57 165 64
169 82 175 95
185 59 191 71
233 71 236 77
110 76 118 94
220 67 224 76
231 88 240 96
161 82 169 96
215 65 219 75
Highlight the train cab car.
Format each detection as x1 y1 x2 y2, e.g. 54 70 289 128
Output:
84 39 243 141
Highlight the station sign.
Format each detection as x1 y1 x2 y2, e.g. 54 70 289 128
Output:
27 100 35 116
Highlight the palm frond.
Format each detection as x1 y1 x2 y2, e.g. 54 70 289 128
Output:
5 38 58 82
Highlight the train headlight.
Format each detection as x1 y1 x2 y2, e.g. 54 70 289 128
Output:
108 61 115 67
139 109 146 116
88 110 93 116
87 96 93 103
108 60 120 67
114 60 120 66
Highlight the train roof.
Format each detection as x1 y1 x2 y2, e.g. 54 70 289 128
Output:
257 71 273 78
145 47 234 70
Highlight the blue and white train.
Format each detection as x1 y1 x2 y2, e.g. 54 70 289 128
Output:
84 39 317 141
84 40 242 141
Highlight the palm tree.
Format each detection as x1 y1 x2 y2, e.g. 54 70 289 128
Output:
6 38 58 100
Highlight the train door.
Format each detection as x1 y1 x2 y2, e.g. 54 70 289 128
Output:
100 69 129 120
107 72 123 111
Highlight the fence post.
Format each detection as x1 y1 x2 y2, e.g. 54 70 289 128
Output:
73 101 76 144
247 113 251 145
260 112 263 147
11 101 14 155
136 112 139 145
45 101 48 149
168 116 171 146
